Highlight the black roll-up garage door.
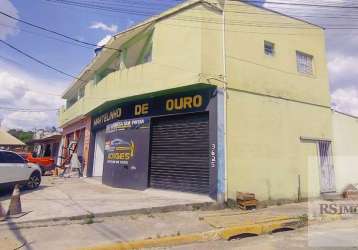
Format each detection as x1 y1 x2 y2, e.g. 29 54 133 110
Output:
149 112 210 194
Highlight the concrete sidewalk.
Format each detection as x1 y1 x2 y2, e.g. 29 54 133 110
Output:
2 198 357 250
0 177 214 226
77 200 358 250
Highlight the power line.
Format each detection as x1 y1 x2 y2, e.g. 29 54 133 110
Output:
242 0 358 9
0 22 94 50
0 39 84 81
37 1 358 30
2 1 358 53
0 10 120 52
0 106 60 112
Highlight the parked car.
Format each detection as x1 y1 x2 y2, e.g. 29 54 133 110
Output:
26 152 55 175
0 150 42 190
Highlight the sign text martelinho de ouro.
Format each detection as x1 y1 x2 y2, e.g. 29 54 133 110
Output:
92 88 215 130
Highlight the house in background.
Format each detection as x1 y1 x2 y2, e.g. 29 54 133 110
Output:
58 0 342 203
0 129 26 152
26 134 62 174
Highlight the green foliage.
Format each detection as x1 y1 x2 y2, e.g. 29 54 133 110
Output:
7 129 34 143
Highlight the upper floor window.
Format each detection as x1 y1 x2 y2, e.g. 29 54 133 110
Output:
78 86 85 99
264 41 275 56
66 96 77 109
142 44 152 64
296 51 313 75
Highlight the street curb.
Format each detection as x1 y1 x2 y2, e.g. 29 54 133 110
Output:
77 214 347 250
0 201 219 230
77 216 309 250
79 230 221 250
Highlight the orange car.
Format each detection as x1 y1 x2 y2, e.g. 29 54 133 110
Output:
26 153 56 175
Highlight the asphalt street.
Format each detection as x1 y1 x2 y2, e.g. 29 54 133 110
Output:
167 218 358 250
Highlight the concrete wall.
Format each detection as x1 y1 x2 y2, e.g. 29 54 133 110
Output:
59 1 333 202
226 90 331 201
224 1 330 107
60 3 223 127
224 1 332 201
332 112 358 193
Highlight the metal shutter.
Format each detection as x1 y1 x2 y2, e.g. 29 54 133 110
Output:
149 112 210 194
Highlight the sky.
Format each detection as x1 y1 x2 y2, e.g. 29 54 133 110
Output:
0 0 357 130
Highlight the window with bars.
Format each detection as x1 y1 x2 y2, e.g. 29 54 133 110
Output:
264 41 275 56
296 51 314 75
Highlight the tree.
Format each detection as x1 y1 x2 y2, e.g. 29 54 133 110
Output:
7 129 34 144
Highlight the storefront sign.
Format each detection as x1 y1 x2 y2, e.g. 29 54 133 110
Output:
92 88 215 130
93 108 122 128
102 118 150 190
165 95 203 111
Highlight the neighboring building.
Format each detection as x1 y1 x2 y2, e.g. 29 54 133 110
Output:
27 134 62 172
0 130 26 151
59 117 92 173
59 0 334 202
332 111 358 194
33 128 62 140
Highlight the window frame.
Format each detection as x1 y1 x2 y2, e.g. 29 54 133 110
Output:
296 51 314 76
264 41 275 57
0 151 26 164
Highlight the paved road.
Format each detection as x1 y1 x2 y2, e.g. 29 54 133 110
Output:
169 218 358 250
2 216 358 250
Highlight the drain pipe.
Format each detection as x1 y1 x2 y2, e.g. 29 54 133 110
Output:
206 1 228 203
222 1 228 203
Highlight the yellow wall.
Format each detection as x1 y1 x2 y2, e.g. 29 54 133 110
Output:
60 1 333 202
60 3 223 127
224 1 332 200
225 1 331 106
227 90 330 200
332 112 358 193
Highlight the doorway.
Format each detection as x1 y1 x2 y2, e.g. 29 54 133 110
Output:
92 129 106 177
318 141 336 193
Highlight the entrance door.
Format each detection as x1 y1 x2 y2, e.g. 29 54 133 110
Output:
149 112 210 194
93 129 105 177
318 141 336 193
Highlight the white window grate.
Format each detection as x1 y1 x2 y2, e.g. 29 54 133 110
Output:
296 51 313 75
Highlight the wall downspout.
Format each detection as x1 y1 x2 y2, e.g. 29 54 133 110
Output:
222 1 228 202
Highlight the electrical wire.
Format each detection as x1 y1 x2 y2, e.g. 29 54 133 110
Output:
34 1 358 30
0 22 94 50
242 0 358 9
0 10 120 52
0 39 84 81
0 106 60 112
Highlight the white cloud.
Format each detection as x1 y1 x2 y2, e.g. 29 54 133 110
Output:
2 112 58 130
90 21 118 33
96 35 112 47
0 0 19 40
328 55 358 85
0 64 65 130
328 56 358 76
0 72 27 105
332 88 358 117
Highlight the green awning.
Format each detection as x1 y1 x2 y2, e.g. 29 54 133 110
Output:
87 83 216 117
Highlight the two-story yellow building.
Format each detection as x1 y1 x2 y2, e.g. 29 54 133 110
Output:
59 0 334 202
